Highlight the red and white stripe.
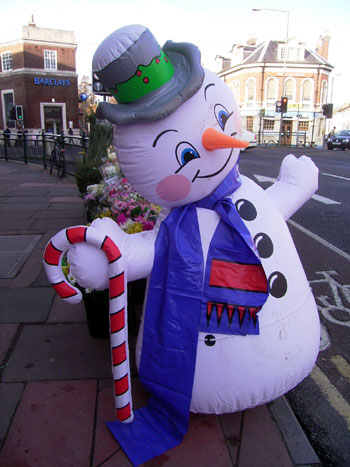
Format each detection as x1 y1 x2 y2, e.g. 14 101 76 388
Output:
43 225 134 423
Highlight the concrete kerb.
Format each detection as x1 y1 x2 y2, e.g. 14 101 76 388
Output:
269 396 321 466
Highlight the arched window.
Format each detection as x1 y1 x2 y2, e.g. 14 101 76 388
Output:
246 78 255 101
302 79 312 102
266 78 277 102
284 79 294 100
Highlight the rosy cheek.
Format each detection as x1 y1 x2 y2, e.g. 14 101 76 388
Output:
156 174 191 202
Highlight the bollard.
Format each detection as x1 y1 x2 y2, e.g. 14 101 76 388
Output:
42 130 47 168
23 130 27 164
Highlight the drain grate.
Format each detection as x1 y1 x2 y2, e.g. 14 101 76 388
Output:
0 235 41 279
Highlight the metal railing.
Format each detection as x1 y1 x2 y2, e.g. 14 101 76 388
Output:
0 130 89 175
256 131 308 147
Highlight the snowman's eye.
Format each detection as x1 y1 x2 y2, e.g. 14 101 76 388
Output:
175 141 200 168
215 104 233 131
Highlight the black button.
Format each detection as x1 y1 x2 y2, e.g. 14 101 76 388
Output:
268 271 287 298
235 199 257 221
204 334 216 346
254 232 274 258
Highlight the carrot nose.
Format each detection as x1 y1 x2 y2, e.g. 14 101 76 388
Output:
202 128 249 151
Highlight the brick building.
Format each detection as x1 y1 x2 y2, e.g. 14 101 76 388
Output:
216 34 334 147
0 18 79 133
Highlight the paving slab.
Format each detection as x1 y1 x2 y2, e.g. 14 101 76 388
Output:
0 234 41 279
142 412 233 466
47 294 86 322
0 202 49 212
33 209 86 219
48 202 86 210
0 380 96 467
30 217 87 231
31 265 51 287
0 382 25 442
0 324 18 363
93 378 149 466
0 287 54 323
50 196 84 203
2 323 111 382
218 411 242 464
238 405 294 467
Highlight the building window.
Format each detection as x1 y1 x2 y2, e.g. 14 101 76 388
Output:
246 116 254 131
284 79 294 100
320 80 327 104
246 78 255 101
263 119 275 130
1 51 13 71
44 50 57 70
1 90 15 128
266 78 277 102
232 81 240 102
299 121 309 131
302 79 312 102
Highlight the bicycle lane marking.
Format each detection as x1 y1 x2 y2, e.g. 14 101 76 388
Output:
288 221 350 432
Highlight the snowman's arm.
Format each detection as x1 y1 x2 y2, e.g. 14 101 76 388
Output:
68 217 156 290
266 154 319 220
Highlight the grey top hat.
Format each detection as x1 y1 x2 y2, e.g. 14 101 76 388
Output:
92 25 204 125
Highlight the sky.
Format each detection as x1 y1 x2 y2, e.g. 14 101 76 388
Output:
1 0 349 106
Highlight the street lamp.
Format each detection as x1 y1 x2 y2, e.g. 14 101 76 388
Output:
253 8 289 144
326 73 342 137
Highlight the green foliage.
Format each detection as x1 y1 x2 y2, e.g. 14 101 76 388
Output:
87 114 113 166
75 162 102 195
74 110 113 195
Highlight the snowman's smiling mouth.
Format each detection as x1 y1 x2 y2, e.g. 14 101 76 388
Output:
191 148 233 182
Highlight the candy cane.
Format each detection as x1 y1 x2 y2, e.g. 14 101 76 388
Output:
43 225 134 423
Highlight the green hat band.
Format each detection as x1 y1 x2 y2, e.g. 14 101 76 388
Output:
110 50 174 104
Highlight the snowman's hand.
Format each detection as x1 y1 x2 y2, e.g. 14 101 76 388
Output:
266 154 319 220
68 217 157 289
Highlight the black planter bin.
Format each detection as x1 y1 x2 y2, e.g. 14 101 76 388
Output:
81 279 146 339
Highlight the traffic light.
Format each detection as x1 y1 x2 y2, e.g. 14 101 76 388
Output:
15 105 23 121
322 103 333 118
275 101 282 113
281 96 288 113
92 72 111 96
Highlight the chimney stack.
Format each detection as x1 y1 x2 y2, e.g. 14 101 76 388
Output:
316 33 330 60
28 14 36 27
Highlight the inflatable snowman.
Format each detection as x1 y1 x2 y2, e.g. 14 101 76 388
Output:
44 25 320 465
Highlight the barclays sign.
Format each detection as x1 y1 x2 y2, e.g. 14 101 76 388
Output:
34 77 71 87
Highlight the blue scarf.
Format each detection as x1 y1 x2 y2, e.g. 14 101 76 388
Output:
107 166 268 465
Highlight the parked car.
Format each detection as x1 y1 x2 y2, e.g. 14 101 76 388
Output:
241 129 257 151
327 130 350 150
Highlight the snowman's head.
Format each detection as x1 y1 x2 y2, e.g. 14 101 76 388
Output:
114 70 246 207
93 25 247 207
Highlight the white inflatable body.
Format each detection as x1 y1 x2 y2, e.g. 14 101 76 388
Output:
68 69 320 414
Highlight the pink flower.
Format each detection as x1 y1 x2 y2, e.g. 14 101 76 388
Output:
143 220 155 230
116 213 128 225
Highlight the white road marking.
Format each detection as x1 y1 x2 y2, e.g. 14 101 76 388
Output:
253 174 341 205
311 194 341 205
288 219 350 262
310 365 350 431
253 174 277 183
323 172 350 181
